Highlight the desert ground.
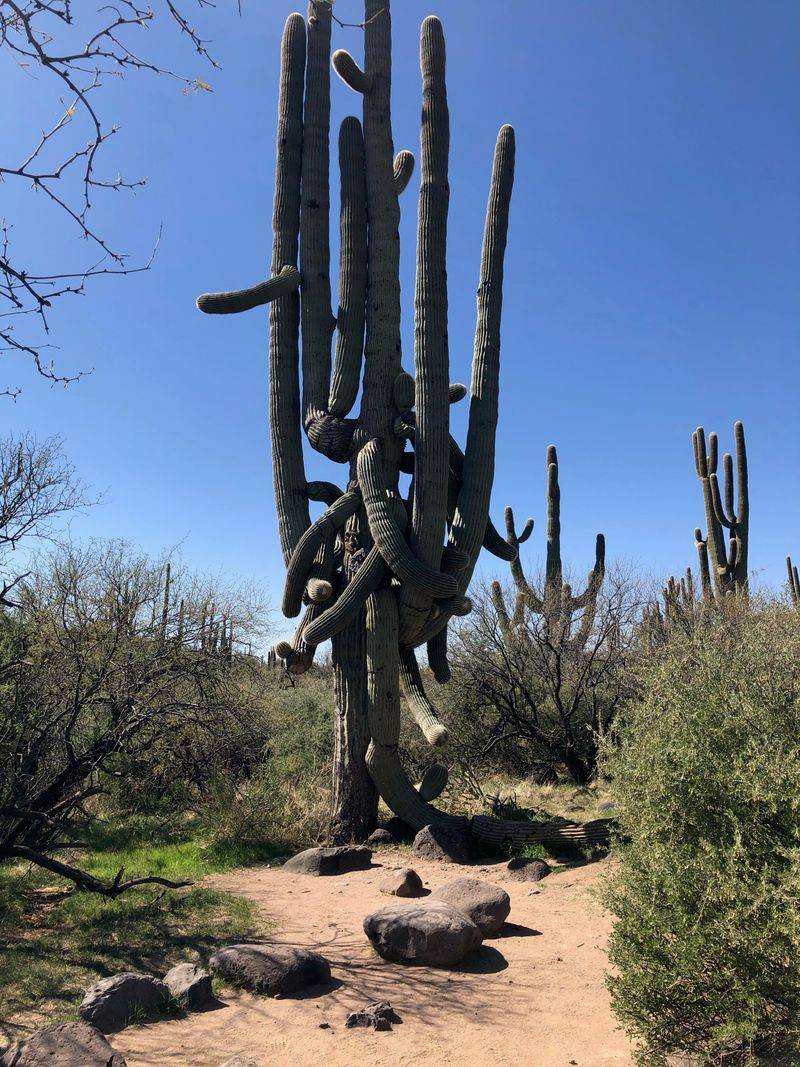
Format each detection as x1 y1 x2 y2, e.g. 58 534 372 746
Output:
113 850 632 1067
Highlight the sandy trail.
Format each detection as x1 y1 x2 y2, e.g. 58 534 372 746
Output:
114 850 632 1067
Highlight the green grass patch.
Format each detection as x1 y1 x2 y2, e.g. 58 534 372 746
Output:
0 816 281 1046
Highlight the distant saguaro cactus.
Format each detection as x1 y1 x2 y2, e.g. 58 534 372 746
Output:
692 421 749 597
196 1 610 851
492 445 605 651
787 556 800 607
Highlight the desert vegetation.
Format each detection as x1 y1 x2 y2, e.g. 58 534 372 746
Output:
1 2 796 1066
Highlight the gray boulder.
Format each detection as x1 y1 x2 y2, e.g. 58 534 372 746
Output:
1 1022 126 1066
506 856 552 882
163 962 213 1010
363 901 482 966
79 972 168 1033
411 823 477 864
430 877 510 935
282 845 372 876
367 828 395 846
219 1060 259 1067
209 943 330 996
379 867 424 897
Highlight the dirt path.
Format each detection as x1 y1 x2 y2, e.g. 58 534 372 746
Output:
114 850 632 1067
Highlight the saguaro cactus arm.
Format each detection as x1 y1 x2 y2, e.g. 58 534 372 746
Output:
692 421 749 595
787 555 800 607
196 266 301 314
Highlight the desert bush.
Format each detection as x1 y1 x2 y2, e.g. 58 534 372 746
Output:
603 598 800 1065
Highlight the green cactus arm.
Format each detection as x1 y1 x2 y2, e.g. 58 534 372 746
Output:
329 117 367 417
787 556 800 606
360 0 403 441
544 447 562 596
399 647 449 746
417 763 448 801
448 125 515 589
408 14 451 595
269 14 310 564
197 266 301 314
709 470 735 530
393 370 415 410
393 149 414 194
491 579 515 643
305 480 344 505
357 439 458 598
424 625 449 682
504 505 544 614
332 48 373 93
275 601 322 675
303 545 387 645
448 436 519 561
300 2 335 423
692 426 728 596
281 490 360 617
733 421 749 589
567 533 606 611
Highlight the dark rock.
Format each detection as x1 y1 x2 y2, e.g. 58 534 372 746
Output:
209 943 330 997
385 816 415 843
506 857 552 882
79 972 168 1033
411 823 477 864
379 867 424 897
363 901 482 966
430 877 511 935
345 1001 401 1031
163 962 213 1010
282 845 372 876
1 1022 126 1066
367 828 395 846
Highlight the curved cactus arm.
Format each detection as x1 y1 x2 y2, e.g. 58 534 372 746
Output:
358 439 458 598
303 544 387 645
281 490 360 617
399 647 450 746
692 426 728 596
491 579 515 643
505 505 544 614
709 470 735 530
332 48 373 93
197 266 301 314
269 14 310 564
275 602 322 675
426 621 450 683
448 436 519 561
393 149 415 194
448 125 516 590
300 2 335 424
567 533 606 611
305 480 345 505
329 117 367 417
417 763 448 801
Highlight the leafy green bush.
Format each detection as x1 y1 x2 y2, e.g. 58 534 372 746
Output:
603 600 800 1065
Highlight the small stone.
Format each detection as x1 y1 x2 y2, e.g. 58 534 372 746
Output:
210 943 330 997
220 1059 259 1067
79 973 169 1033
282 845 372 876
430 877 511 935
363 901 482 966
379 867 424 897
411 823 477 864
506 857 552 882
345 1001 401 1031
1 1021 126 1066
163 962 213 1010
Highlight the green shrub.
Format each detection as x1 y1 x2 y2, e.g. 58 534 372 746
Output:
603 600 800 1065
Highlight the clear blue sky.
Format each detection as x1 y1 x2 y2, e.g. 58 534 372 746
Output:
4 0 799 625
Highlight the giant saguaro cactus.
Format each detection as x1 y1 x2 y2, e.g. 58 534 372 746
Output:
197 1 610 850
692 421 749 597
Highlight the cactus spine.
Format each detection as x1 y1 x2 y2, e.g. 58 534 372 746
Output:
197 1 610 850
